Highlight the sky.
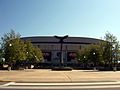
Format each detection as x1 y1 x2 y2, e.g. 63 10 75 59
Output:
0 0 120 41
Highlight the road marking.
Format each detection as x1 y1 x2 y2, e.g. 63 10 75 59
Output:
1 85 120 89
10 81 120 86
0 81 119 86
1 81 120 90
1 82 15 87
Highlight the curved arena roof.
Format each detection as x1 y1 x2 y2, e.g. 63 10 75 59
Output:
21 36 102 44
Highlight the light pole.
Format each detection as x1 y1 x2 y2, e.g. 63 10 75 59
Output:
84 56 86 68
93 52 96 70
25 51 29 69
8 43 12 71
54 35 68 67
112 44 117 71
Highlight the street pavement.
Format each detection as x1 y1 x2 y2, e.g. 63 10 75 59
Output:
0 69 120 90
0 69 120 82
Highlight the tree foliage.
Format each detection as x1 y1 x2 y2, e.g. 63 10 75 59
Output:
0 49 4 64
1 30 26 66
0 30 43 68
33 46 44 62
103 32 120 66
77 31 120 68
25 40 43 64
0 30 20 50
77 44 103 67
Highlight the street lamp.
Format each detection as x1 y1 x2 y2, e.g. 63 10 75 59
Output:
84 56 86 59
112 44 117 71
54 35 68 67
8 43 12 71
93 52 96 70
9 43 12 47
83 56 86 68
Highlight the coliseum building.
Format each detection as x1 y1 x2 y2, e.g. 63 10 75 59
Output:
22 36 101 67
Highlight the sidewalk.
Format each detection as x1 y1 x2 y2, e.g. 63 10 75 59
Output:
0 69 120 83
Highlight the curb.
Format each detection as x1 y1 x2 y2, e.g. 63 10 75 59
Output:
0 80 117 83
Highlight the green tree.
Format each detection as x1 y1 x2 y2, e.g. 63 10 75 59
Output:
77 44 103 69
25 40 35 64
103 32 120 68
77 47 89 68
113 41 120 69
25 40 43 65
87 45 103 68
0 30 20 50
0 30 26 70
0 30 44 70
33 46 43 63
0 48 4 65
